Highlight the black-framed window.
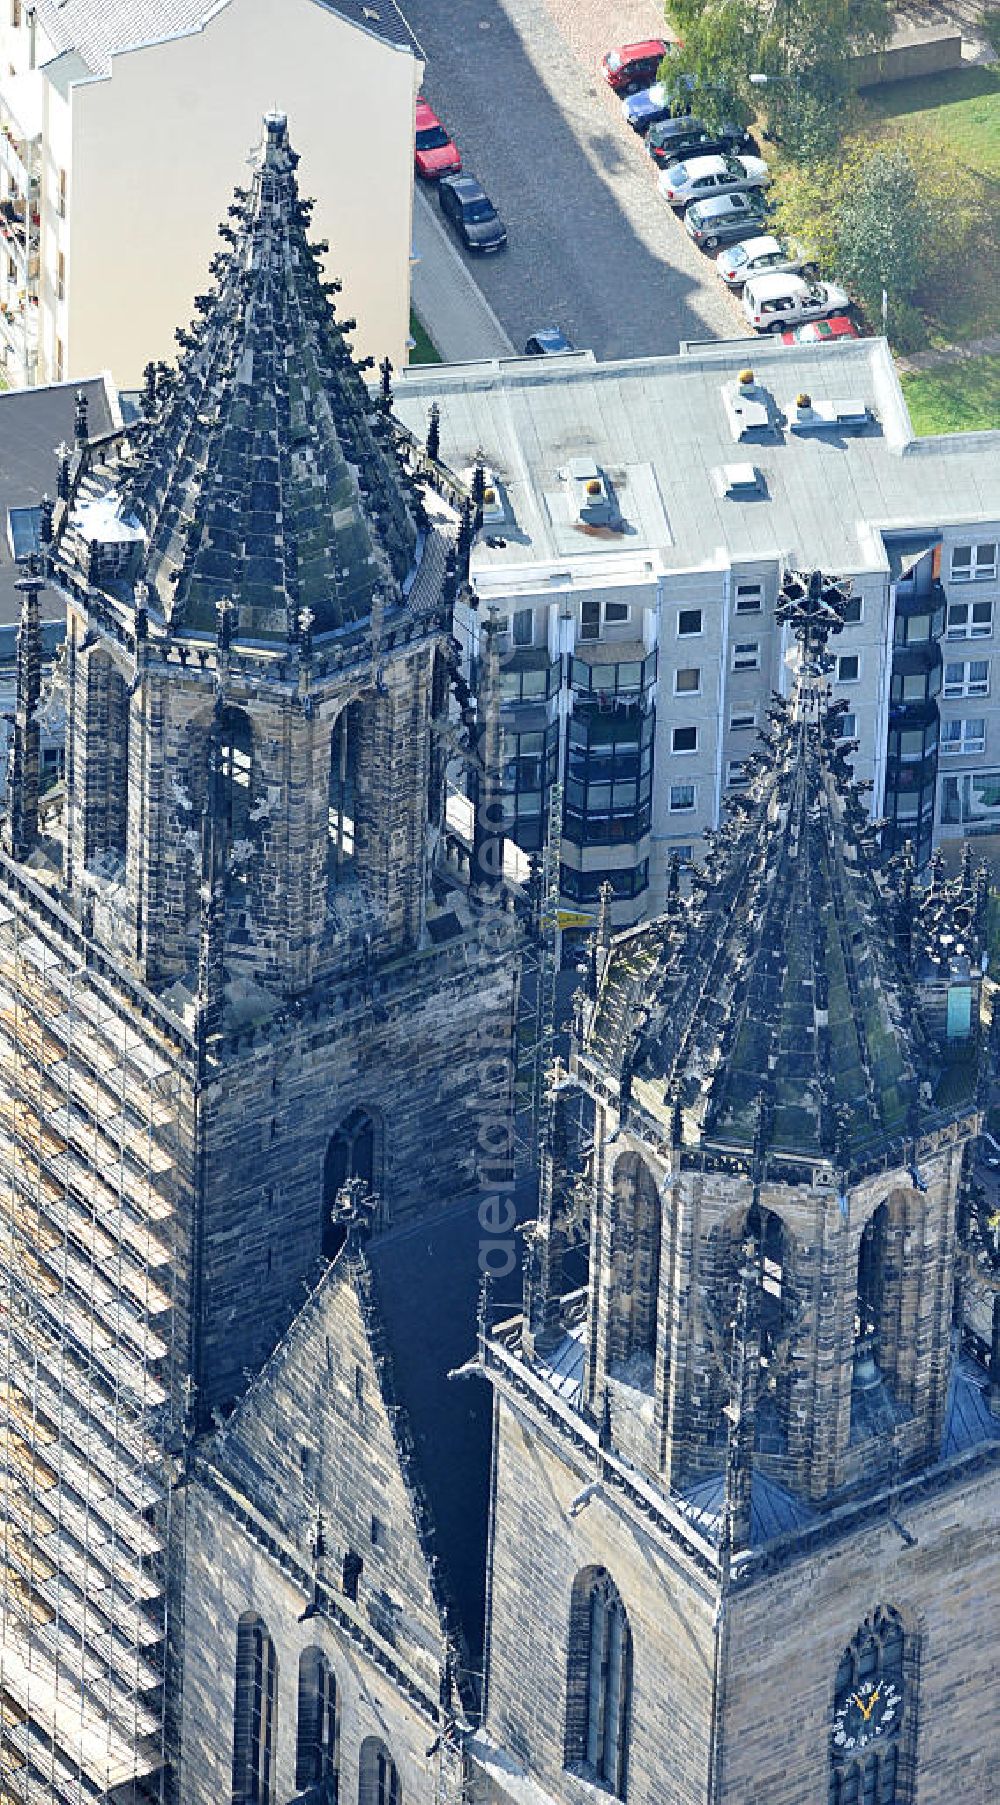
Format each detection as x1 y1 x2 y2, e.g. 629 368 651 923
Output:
232 1615 277 1805
561 861 649 902
502 721 559 852
570 649 657 698
564 708 654 847
498 656 561 704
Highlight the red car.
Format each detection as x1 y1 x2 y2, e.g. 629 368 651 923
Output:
781 315 861 345
414 98 462 180
601 39 670 96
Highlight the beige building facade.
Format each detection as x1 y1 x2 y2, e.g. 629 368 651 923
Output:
0 0 421 390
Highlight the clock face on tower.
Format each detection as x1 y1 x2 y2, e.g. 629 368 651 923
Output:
833 1677 903 1752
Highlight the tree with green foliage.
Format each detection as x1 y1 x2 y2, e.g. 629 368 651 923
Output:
664 0 893 159
833 143 931 316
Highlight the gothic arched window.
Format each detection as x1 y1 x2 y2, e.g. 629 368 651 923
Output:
607 1153 661 1384
232 1613 277 1805
83 651 130 871
830 1609 909 1805
219 705 254 842
328 701 361 892
565 1567 632 1799
856 1204 888 1349
359 1737 401 1805
295 1646 338 1799
322 1108 377 1257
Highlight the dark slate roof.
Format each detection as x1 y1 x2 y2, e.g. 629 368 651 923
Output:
35 0 420 77
58 114 417 642
678 1468 817 1548
586 688 978 1166
0 375 116 637
941 1356 1000 1460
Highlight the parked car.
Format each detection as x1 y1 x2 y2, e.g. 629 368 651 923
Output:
601 39 670 95
743 271 851 333
647 117 737 168
658 152 769 210
414 98 462 180
781 314 862 344
524 327 575 355
438 175 508 253
716 234 806 289
684 191 769 250
623 80 693 135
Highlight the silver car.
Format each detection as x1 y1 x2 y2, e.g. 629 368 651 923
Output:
715 234 806 289
658 152 769 211
742 271 851 333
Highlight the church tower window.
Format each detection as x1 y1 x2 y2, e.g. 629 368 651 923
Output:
218 705 254 843
607 1153 661 1382
322 1109 377 1256
359 1737 401 1805
232 1613 277 1804
830 1609 908 1805
295 1646 339 1797
565 1567 632 1798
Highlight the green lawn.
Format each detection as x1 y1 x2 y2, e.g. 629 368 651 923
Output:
900 355 1000 434
408 309 441 365
861 65 1000 178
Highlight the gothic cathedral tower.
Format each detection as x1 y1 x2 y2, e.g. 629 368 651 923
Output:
472 572 1000 1805
0 116 515 1804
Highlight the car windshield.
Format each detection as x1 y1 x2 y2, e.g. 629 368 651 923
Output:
462 199 495 222
416 126 450 150
728 246 748 265
804 284 824 302
670 163 688 182
606 50 622 69
722 156 741 175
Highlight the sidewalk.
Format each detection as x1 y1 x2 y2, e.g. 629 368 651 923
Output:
896 331 1000 374
410 187 514 363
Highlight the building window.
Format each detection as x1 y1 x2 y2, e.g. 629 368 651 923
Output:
732 641 760 672
561 861 649 902
608 1152 660 1376
511 607 533 647
674 667 701 695
669 783 695 812
580 600 631 642
565 1569 632 1797
359 1739 401 1805
6 255 15 283
727 759 748 787
943 659 989 698
323 1108 377 1256
502 720 559 852
342 1549 364 1601
295 1649 338 1796
946 597 993 639
843 595 863 624
672 725 697 754
734 582 763 614
829 1609 909 1805
232 1615 277 1805
950 542 997 582
54 337 64 383
677 608 702 637
10 0 20 27
56 251 65 303
941 717 986 756
564 708 654 848
838 712 857 740
57 168 67 219
730 710 756 731
837 654 860 683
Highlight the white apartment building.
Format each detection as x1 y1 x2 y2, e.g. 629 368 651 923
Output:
396 335 1000 924
0 0 421 389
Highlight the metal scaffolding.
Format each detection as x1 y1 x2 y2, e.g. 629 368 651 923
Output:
0 883 185 1804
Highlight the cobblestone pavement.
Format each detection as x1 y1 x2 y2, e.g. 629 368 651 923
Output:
405 0 748 359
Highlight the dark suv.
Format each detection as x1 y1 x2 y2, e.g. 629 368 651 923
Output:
438 175 508 253
647 116 738 169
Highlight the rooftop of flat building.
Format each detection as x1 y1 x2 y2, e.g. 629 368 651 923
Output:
33 0 420 81
0 372 119 644
394 338 1000 583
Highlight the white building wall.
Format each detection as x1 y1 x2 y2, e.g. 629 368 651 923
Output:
1 0 421 389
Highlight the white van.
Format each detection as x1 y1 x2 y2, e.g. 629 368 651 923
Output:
742 272 850 334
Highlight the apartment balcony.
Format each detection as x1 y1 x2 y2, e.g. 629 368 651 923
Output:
0 291 39 376
0 125 31 196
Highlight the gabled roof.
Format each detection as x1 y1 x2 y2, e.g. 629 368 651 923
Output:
57 114 418 640
35 0 420 79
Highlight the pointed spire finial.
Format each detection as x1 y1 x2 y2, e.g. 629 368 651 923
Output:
74 388 89 447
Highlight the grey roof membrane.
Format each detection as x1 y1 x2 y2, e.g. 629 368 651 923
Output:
35 0 419 78
0 375 116 631
394 339 1000 581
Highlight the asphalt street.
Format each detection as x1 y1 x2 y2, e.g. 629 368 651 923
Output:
405 0 748 359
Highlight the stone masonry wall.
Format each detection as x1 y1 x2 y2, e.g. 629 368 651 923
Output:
483 1394 716 1805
